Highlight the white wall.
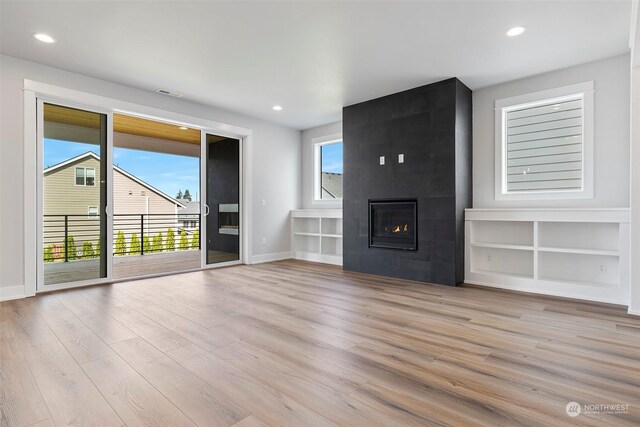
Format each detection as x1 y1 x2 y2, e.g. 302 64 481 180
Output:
0 55 301 296
473 54 630 209
301 121 342 209
631 66 640 315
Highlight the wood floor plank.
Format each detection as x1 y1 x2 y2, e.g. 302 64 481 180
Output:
22 340 123 427
111 337 247 426
103 306 191 352
44 316 115 365
167 344 336 427
212 341 422 427
0 344 50 427
2 259 639 426
81 355 196 427
230 415 269 427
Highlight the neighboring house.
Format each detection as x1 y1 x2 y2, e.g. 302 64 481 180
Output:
176 198 200 233
44 152 185 252
321 172 343 199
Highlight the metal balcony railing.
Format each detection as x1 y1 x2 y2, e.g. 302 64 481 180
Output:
43 213 200 262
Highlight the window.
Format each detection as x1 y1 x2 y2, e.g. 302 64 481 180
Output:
75 167 96 186
88 206 99 219
495 81 593 200
314 140 343 201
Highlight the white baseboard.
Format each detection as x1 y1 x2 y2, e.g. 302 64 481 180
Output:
464 277 627 306
0 285 26 302
628 308 640 317
250 251 292 265
293 251 343 266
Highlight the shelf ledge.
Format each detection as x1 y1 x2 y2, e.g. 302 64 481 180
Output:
471 242 534 251
537 247 619 256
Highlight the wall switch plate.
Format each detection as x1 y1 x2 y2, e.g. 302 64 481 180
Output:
398 154 404 163
379 156 385 165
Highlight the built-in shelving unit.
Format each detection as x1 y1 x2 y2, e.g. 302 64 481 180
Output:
291 209 342 266
465 209 630 305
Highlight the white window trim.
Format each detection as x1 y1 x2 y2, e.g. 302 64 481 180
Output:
75 166 96 187
312 134 343 204
88 206 99 219
494 81 594 201
75 166 85 186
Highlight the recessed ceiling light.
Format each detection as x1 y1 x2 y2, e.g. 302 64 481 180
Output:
272 105 283 111
178 126 188 130
506 26 525 37
33 33 56 43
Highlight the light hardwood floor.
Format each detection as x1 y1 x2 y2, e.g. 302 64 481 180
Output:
2 260 640 426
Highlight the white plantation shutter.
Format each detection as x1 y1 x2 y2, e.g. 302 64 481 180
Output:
505 96 583 192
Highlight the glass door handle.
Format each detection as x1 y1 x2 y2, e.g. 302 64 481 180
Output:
204 204 210 216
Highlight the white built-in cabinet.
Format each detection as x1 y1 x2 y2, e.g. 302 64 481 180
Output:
290 210 342 266
465 209 630 305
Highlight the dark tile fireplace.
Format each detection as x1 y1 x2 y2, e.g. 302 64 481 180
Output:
369 199 417 251
343 78 471 285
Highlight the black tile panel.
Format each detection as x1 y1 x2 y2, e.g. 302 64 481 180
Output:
343 78 471 286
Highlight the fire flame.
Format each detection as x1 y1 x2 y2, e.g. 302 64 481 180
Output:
391 224 409 233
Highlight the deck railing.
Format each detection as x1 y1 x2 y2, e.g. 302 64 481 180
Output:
43 213 200 262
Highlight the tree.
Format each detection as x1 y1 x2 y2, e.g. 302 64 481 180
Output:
152 232 163 253
166 228 175 252
176 189 183 199
183 189 192 201
115 231 127 256
64 236 77 261
130 233 141 255
191 228 200 250
143 235 151 254
82 241 95 259
44 245 54 262
179 230 189 250
96 240 101 259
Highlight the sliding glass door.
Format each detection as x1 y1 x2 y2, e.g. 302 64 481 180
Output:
40 102 109 286
37 100 245 290
204 133 241 265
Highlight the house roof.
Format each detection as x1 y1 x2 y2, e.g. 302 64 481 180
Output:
321 172 343 199
44 152 186 208
177 199 200 218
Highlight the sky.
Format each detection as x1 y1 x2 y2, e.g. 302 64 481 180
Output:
321 142 343 174
44 138 343 196
44 139 200 200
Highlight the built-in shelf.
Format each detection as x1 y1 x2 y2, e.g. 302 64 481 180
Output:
465 208 630 305
471 270 534 280
291 209 342 266
471 242 533 251
537 247 619 256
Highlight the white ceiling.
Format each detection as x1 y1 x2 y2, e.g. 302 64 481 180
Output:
0 0 632 130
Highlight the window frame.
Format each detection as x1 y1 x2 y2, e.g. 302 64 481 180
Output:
75 167 96 187
87 206 99 219
313 137 344 203
494 81 594 201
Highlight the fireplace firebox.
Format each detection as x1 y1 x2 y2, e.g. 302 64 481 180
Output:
369 199 417 251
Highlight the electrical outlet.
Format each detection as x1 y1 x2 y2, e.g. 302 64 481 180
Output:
379 156 385 165
398 153 404 163
261 199 266 207
262 237 267 245
599 264 607 273
486 254 491 262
